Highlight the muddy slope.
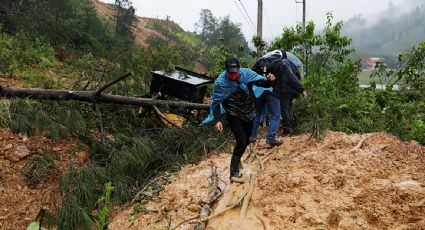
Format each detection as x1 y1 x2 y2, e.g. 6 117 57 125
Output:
110 131 425 230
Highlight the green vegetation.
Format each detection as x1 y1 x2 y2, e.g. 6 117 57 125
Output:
358 69 375 85
0 1 423 229
194 9 252 69
24 150 59 187
268 13 425 143
94 182 113 230
1 1 234 229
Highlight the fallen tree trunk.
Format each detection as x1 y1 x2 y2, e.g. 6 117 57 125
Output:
0 86 210 111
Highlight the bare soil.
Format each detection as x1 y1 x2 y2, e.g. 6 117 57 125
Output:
92 0 174 48
109 131 425 230
0 129 88 229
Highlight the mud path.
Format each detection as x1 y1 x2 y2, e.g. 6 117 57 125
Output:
110 131 425 230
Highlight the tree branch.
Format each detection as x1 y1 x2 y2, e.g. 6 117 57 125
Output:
94 72 132 96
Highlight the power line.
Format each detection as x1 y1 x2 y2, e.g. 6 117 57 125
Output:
263 6 276 38
307 0 311 22
238 0 257 33
233 0 256 33
295 0 299 24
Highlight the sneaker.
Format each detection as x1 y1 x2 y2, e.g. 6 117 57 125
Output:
266 139 283 146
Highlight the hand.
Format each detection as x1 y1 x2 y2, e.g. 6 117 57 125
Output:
302 91 308 99
266 73 276 81
215 121 223 132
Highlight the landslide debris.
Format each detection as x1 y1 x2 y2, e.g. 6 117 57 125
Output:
109 131 425 230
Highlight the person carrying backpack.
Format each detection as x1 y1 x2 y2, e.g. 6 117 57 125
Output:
201 57 276 179
250 50 308 142
279 48 307 135
250 50 285 146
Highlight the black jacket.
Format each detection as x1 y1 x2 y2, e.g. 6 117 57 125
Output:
213 80 273 122
278 59 304 95
252 58 304 96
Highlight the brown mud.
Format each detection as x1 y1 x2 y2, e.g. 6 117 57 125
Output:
110 131 425 230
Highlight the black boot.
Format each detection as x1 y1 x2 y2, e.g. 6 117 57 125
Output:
230 155 241 178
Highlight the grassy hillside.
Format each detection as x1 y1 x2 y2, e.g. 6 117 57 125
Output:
92 0 207 72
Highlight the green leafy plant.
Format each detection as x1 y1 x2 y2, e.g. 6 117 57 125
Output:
26 208 56 230
94 182 113 230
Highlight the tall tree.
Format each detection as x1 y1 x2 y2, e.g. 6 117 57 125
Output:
195 9 250 68
114 0 136 37
195 9 219 47
217 16 249 57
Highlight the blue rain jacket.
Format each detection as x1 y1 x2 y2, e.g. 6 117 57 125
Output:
201 68 271 125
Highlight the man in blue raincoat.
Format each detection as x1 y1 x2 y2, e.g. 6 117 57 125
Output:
201 57 275 179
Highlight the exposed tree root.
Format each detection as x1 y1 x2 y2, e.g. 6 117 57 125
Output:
239 173 257 224
255 213 269 230
260 146 279 165
242 142 258 163
256 154 264 170
172 214 199 229
203 190 248 221
349 134 372 153
174 142 276 229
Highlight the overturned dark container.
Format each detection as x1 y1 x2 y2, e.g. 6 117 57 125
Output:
150 67 213 103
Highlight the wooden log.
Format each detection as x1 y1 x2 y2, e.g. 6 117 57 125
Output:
239 173 257 224
195 204 211 230
0 86 210 110
194 163 220 230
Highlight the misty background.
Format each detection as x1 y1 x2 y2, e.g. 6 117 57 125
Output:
101 0 425 57
342 0 425 56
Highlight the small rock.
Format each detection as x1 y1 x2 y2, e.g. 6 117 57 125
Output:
187 204 200 212
15 146 30 158
22 136 28 142
402 205 410 212
53 146 61 152
3 144 13 151
17 185 22 190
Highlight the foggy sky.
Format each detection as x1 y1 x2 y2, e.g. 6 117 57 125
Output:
101 0 420 42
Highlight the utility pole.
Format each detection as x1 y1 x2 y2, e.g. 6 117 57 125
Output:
257 0 263 38
295 0 306 31
257 0 263 54
295 0 307 76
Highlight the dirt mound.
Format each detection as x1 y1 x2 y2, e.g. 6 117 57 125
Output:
0 129 88 229
109 131 425 230
92 0 178 47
